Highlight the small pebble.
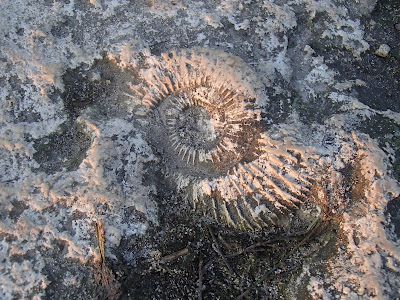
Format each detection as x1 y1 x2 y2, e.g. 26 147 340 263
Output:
395 23 400 31
303 45 315 56
375 44 390 58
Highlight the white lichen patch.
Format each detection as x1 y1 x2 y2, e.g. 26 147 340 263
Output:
0 112 158 296
290 0 370 57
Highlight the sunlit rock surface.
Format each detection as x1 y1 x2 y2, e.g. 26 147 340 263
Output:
0 0 399 299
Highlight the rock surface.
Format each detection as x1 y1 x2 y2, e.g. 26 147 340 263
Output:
375 43 391 57
0 0 399 299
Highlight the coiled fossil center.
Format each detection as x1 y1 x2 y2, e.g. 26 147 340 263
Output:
170 101 218 151
147 85 259 178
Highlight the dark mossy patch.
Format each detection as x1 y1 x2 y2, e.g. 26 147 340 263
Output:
294 93 343 125
356 114 400 180
356 114 398 142
61 56 140 120
384 196 400 241
391 137 400 180
9 200 29 221
62 63 108 118
33 121 92 174
262 72 295 127
326 0 400 113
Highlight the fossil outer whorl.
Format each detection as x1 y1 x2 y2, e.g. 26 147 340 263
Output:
129 48 314 229
194 133 314 229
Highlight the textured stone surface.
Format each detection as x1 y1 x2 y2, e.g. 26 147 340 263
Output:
0 0 399 299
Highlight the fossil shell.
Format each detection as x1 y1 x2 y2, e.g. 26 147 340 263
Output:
129 48 314 229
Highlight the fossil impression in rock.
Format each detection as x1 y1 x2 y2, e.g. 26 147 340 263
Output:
128 48 314 229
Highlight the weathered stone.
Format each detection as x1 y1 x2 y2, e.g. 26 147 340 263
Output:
375 44 391 58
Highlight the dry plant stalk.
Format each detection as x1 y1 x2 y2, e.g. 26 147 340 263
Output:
160 248 189 263
93 220 121 300
93 264 122 300
95 221 106 264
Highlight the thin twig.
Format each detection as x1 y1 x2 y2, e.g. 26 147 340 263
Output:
160 248 189 263
95 221 106 264
228 239 281 258
285 218 321 258
198 259 212 299
208 227 234 275
228 230 310 258
218 234 234 251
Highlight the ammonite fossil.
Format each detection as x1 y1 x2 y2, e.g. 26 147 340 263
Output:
129 48 314 229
